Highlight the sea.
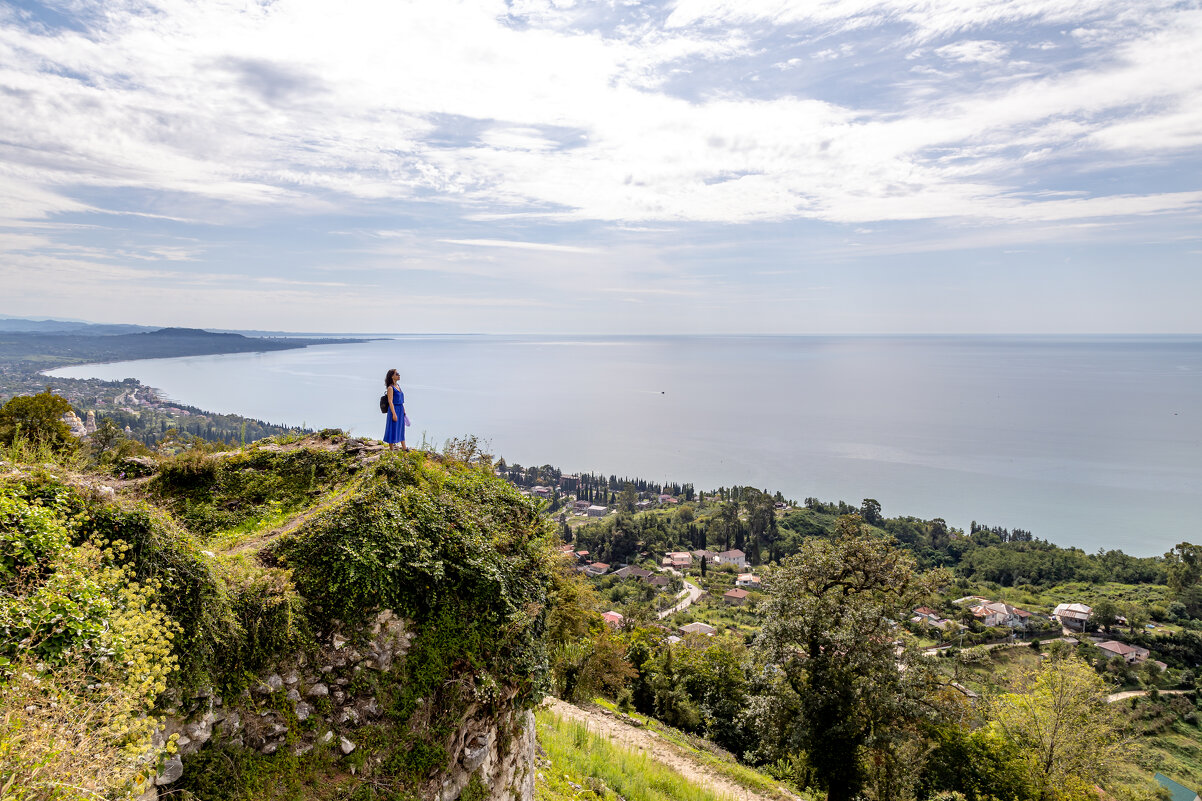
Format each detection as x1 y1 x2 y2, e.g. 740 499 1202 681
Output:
48 334 1202 557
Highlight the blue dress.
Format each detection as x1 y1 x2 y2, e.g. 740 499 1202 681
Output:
383 386 405 444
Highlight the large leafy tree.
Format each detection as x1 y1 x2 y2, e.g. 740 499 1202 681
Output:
1165 542 1202 617
743 488 778 564
0 389 75 450
988 653 1124 801
751 515 950 801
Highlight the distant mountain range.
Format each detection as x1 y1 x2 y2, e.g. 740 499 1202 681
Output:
0 316 157 335
0 315 371 337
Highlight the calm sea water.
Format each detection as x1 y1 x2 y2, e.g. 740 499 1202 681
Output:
49 335 1202 556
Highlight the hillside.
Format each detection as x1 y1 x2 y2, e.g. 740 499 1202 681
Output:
0 327 356 368
1 433 555 800
5 403 1202 801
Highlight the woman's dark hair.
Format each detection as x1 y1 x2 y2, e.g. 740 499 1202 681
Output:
385 368 399 388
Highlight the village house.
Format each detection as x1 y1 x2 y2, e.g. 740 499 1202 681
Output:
658 493 678 504
558 474 580 491
724 588 750 606
691 549 716 563
573 499 591 512
612 565 652 580
1097 640 1151 664
586 505 608 517
736 573 761 589
1052 602 1093 631
645 575 671 590
531 485 551 498
714 549 747 568
636 499 654 510
601 611 624 628
574 550 589 562
583 562 610 577
661 551 692 569
679 622 717 636
969 600 1032 629
911 606 960 631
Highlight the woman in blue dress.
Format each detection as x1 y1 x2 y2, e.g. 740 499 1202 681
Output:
383 368 407 451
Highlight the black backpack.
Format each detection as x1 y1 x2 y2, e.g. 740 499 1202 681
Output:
379 394 389 413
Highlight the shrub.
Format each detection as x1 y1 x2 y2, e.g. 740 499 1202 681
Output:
0 390 76 451
0 482 179 799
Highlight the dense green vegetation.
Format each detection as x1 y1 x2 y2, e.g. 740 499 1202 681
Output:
544 489 1202 801
565 490 1169 596
5 387 1202 801
1 429 555 801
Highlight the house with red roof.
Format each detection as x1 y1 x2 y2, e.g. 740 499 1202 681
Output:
724 588 750 606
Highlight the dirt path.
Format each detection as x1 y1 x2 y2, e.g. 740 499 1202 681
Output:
1107 688 1191 703
543 698 794 801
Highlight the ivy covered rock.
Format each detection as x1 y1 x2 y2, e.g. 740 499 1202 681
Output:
1 436 554 801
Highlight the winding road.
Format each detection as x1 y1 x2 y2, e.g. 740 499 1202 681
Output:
657 568 704 619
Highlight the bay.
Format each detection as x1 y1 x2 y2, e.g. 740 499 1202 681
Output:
49 334 1202 556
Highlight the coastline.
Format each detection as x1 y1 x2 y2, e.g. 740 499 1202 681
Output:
2 331 377 446
20 333 1202 557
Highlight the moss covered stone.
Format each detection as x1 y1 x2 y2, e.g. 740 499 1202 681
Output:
3 441 553 800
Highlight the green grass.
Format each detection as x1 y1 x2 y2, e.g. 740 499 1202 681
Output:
206 503 297 548
667 594 763 638
932 642 1044 694
536 708 730 801
986 581 1171 615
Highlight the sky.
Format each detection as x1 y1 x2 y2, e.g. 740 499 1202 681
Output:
1 0 1200 334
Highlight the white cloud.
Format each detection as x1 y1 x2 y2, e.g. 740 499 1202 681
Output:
934 40 1011 64
437 238 600 253
0 0 1197 238
665 0 1180 43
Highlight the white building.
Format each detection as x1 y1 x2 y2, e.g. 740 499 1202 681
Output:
715 549 747 568
1052 602 1093 630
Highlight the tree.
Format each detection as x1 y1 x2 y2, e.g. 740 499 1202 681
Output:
929 518 950 551
751 515 949 801
988 653 1124 800
618 482 638 514
861 498 883 526
711 502 739 552
0 389 76 450
555 628 637 703
1165 543 1202 617
90 418 125 453
1092 598 1118 632
744 488 778 565
1124 603 1149 635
